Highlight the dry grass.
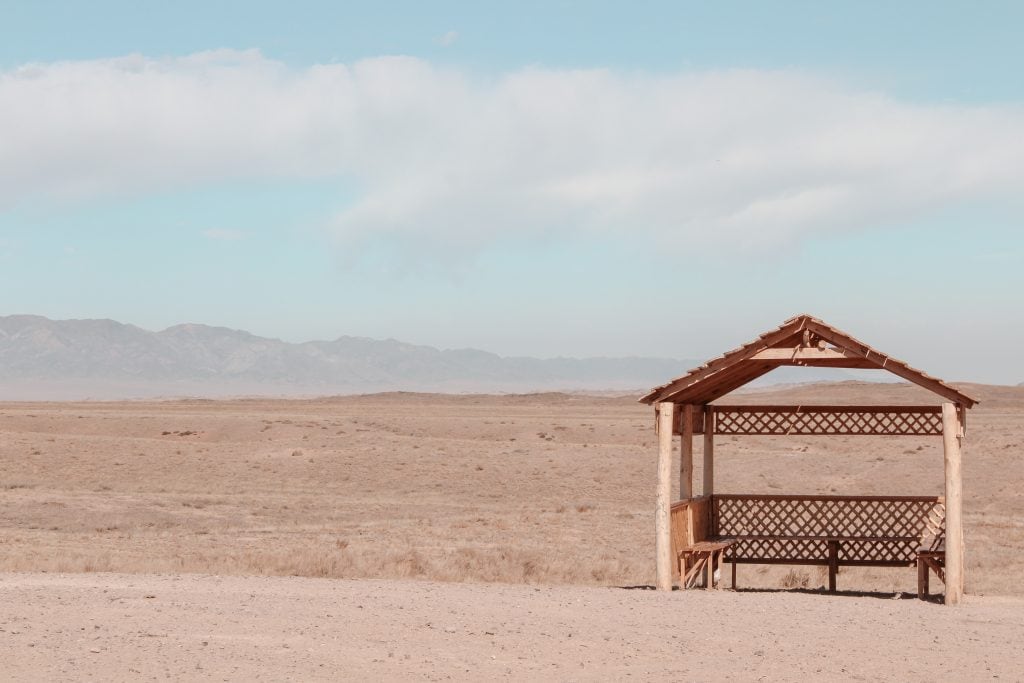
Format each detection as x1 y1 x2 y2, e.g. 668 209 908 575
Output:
0 382 1022 594
780 569 811 589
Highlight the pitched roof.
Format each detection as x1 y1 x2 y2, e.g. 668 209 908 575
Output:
639 314 978 407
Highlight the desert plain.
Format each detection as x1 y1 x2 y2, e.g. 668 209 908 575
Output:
2 380 1024 680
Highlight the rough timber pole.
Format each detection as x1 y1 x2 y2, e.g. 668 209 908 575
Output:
703 405 715 496
680 405 694 500
655 402 675 591
942 402 964 606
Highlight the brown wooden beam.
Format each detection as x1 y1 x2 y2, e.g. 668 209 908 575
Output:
703 406 715 497
751 347 877 363
715 405 943 413
680 405 694 500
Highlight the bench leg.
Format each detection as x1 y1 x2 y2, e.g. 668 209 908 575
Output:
679 557 696 589
918 557 929 599
682 555 706 589
827 540 839 593
731 561 737 590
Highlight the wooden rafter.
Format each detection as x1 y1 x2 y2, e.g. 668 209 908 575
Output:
666 361 778 406
640 321 808 405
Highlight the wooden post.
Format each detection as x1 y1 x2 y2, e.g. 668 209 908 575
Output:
680 404 693 500
827 540 839 593
942 402 964 605
655 402 675 592
703 405 714 496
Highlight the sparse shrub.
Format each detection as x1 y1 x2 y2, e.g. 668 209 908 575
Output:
781 569 810 589
521 558 540 580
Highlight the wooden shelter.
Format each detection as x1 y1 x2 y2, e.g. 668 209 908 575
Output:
640 314 976 605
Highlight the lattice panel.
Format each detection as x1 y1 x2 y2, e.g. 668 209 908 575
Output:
715 495 945 565
727 538 922 564
839 539 919 564
713 406 943 436
728 537 829 563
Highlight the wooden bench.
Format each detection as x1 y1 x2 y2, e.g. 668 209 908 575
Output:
678 539 735 589
672 494 946 595
671 497 737 589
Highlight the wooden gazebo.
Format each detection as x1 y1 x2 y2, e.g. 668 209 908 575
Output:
640 314 976 605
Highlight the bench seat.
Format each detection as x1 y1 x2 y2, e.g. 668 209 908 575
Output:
677 538 736 589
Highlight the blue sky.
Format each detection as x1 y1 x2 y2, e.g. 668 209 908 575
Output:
1 1 1022 383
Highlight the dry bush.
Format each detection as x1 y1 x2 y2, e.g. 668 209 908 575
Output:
780 569 811 589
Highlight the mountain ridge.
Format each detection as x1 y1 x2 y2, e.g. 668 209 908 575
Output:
0 314 862 400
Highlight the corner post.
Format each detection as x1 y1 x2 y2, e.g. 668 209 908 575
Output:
703 405 715 496
680 404 693 500
942 402 964 605
655 402 676 592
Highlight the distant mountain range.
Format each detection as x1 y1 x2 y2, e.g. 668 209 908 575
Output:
0 315 859 400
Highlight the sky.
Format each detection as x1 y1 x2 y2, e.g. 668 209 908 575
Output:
1 1 1022 384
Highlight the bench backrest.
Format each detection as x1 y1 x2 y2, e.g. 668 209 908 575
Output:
712 494 945 565
670 496 712 560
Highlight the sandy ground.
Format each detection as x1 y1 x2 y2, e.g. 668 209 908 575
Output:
2 572 1023 682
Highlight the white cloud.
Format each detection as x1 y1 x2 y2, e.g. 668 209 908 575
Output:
2 51 1023 256
202 228 246 241
436 30 459 47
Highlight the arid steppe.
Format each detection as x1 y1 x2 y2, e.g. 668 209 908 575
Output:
2 381 1024 679
2 381 1022 593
